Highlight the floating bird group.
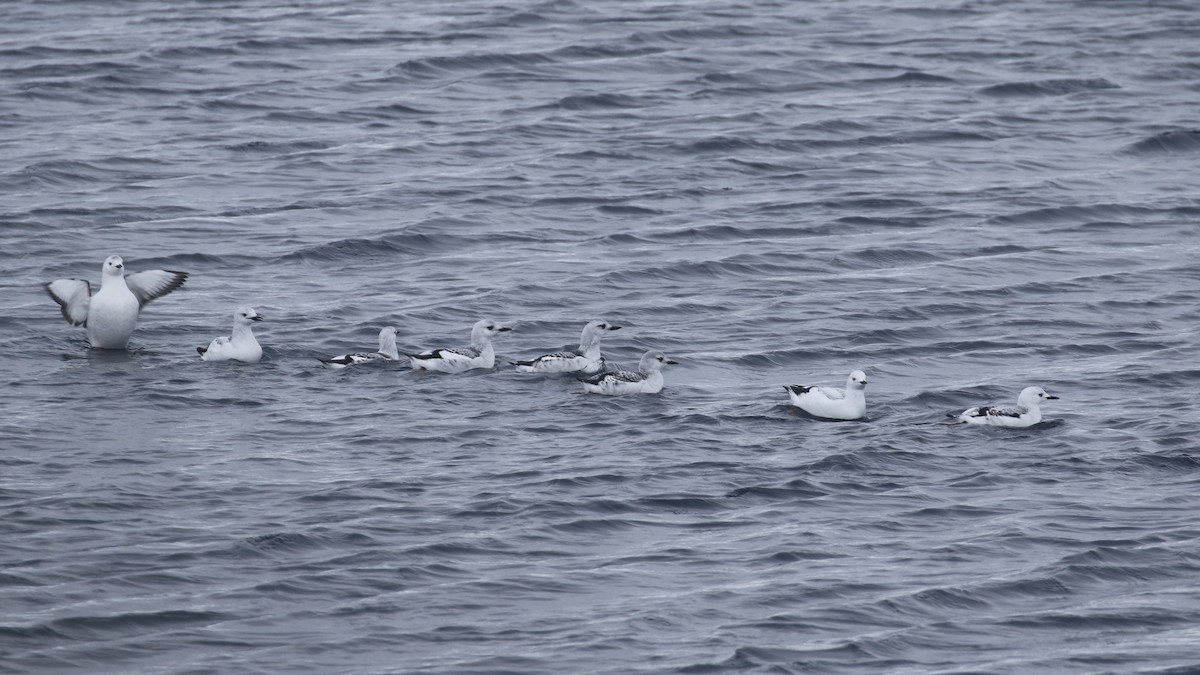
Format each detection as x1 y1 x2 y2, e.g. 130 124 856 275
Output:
44 255 1060 420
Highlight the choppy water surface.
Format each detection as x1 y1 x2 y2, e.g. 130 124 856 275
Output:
3 1 1200 672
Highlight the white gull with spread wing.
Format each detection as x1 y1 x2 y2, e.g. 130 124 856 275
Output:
45 255 188 349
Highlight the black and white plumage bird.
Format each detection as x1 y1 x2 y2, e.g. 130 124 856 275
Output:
198 306 264 363
321 326 400 369
581 350 677 395
783 370 868 420
512 320 620 374
407 319 511 373
44 255 188 349
944 386 1058 427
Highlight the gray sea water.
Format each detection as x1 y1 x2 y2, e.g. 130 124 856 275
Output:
3 1 1200 672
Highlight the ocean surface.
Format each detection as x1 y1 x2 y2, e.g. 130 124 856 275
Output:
3 0 1200 672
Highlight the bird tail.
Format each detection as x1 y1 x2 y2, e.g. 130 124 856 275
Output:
196 346 207 356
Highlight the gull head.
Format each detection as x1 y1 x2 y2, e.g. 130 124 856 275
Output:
471 319 512 342
378 326 398 348
848 370 868 390
235 306 264 325
584 319 621 334
1018 386 1057 407
580 319 621 346
639 351 678 373
102 255 125 276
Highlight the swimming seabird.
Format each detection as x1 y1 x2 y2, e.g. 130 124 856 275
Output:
408 319 511 372
322 326 400 369
945 386 1058 427
198 306 264 363
581 350 677 395
512 320 620 374
44 255 188 349
783 370 868 420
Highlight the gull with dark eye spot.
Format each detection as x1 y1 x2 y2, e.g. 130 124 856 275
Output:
581 350 677 395
512 319 621 375
44 254 188 349
783 370 868 420
944 386 1059 427
198 306 264 363
407 319 511 373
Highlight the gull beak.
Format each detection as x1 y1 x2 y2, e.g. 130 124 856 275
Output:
666 359 679 365
498 326 512 332
609 325 621 331
1045 395 1059 400
251 315 264 322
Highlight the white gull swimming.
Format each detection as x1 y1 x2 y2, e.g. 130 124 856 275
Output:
511 319 620 374
582 350 677 395
322 326 400 369
408 319 511 373
44 255 188 349
944 385 1058 427
198 306 264 363
783 370 868 420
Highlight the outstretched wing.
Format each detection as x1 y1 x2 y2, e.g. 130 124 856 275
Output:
125 269 188 307
45 278 91 326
